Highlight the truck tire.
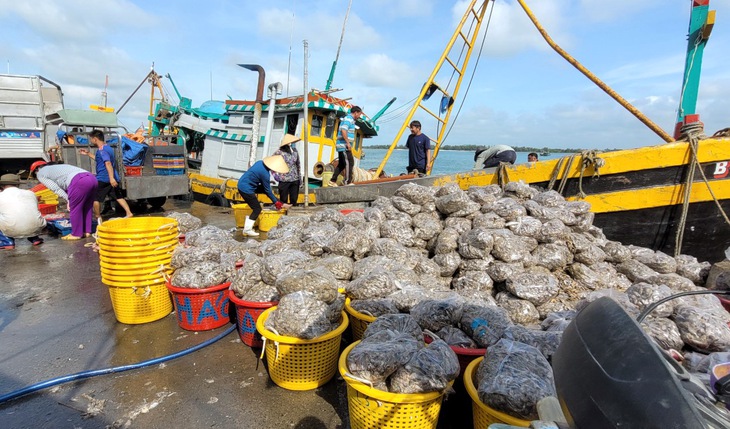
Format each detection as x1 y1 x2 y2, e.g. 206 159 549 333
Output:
147 197 167 209
205 192 229 208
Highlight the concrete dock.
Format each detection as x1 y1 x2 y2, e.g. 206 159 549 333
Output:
0 200 472 429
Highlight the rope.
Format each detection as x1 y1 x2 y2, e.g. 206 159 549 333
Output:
713 127 730 138
557 155 577 195
576 150 605 199
674 122 730 256
496 162 510 188
547 157 567 191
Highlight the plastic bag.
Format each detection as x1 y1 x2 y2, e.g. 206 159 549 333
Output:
436 190 480 217
452 270 494 292
391 196 422 216
640 317 684 351
346 330 422 391
410 298 465 332
505 267 559 306
388 339 460 394
165 212 202 233
350 298 400 318
412 212 443 241
503 325 562 361
674 305 730 352
394 182 436 206
436 325 478 348
540 310 576 332
264 291 332 339
496 292 541 326
347 270 397 300
626 282 674 318
461 304 513 348
476 339 556 420
362 313 424 340
275 266 339 304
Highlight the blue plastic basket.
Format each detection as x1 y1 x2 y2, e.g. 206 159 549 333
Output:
155 168 185 176
47 219 98 236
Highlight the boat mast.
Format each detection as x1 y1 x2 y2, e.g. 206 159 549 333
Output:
324 0 353 91
674 0 715 138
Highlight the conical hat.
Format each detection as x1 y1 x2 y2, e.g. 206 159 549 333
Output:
263 155 290 174
280 134 301 146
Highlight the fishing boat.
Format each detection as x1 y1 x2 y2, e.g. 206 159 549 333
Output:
314 0 730 263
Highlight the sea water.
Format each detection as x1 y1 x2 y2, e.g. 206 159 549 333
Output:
359 148 576 176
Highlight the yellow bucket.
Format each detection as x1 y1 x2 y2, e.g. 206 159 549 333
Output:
97 217 178 235
339 341 451 429
232 203 253 228
256 307 349 391
464 357 531 428
258 209 284 232
344 298 377 341
107 283 173 324
321 171 333 186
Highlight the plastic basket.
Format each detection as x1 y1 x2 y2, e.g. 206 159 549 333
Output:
38 203 57 215
256 307 349 391
155 168 185 175
102 276 167 289
232 203 253 228
258 209 284 232
464 357 531 428
107 283 173 324
30 183 48 193
100 267 172 282
167 281 231 331
344 298 376 341
99 253 172 266
424 334 485 378
339 341 450 429
124 166 143 176
98 246 175 259
229 290 276 348
97 217 178 235
95 235 178 250
719 296 730 313
99 258 172 272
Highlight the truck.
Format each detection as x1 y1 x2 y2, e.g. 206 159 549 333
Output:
0 74 64 174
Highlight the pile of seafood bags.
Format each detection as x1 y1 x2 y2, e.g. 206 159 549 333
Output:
176 180 730 420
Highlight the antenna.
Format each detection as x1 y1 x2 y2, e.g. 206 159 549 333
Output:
101 75 109 108
286 2 296 97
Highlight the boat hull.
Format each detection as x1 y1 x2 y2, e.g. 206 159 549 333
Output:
314 137 730 262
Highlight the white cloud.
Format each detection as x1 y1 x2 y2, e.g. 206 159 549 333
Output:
349 54 416 89
578 0 666 23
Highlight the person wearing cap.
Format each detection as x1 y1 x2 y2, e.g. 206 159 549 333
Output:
330 105 363 186
272 134 302 206
79 129 133 222
237 155 292 236
31 161 98 240
0 173 46 249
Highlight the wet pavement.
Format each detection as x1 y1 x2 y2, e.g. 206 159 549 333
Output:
0 200 472 429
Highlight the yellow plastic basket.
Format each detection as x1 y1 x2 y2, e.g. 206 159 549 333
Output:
98 246 175 259
256 307 349 391
232 203 253 228
107 283 172 324
99 259 172 271
339 341 450 429
257 209 285 232
95 238 178 253
100 268 172 282
95 231 178 245
464 357 531 428
344 298 377 341
97 217 178 235
99 254 172 266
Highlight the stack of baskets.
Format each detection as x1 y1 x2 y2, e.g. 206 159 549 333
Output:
152 155 185 175
97 217 178 324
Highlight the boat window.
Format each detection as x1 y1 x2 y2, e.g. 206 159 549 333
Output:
324 112 336 139
311 114 323 137
285 114 298 135
273 117 285 129
242 115 253 125
354 134 362 152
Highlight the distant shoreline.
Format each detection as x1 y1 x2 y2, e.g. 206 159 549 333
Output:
363 145 585 153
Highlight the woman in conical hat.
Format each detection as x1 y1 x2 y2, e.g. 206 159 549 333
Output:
272 134 301 206
236 154 291 237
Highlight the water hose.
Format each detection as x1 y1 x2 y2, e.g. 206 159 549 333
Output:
0 324 236 405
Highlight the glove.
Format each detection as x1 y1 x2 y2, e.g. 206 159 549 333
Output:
274 201 283 210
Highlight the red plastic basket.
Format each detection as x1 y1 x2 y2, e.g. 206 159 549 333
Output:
124 166 143 176
229 289 276 348
719 296 730 313
38 203 57 215
424 334 486 378
166 281 231 331
31 183 48 193
339 208 364 215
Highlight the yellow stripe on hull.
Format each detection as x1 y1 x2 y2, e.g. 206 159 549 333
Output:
189 172 317 204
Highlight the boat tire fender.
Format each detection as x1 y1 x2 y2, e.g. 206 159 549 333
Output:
205 192 230 208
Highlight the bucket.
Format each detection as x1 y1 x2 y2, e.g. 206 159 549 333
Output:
229 290 276 348
258 210 284 232
339 341 451 429
232 203 253 228
344 298 376 341
107 283 173 324
464 357 531 428
166 281 231 331
321 171 333 186
256 307 349 391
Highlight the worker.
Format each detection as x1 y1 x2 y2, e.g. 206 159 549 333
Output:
31 161 98 240
528 152 539 162
272 134 302 206
237 155 292 237
405 120 431 175
0 174 46 249
473 145 517 169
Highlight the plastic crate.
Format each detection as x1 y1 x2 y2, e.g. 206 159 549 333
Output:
124 166 143 176
155 168 185 176
38 203 57 215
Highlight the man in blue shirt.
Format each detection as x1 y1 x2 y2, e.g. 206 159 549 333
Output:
237 155 292 236
405 120 431 175
330 106 362 186
80 130 133 222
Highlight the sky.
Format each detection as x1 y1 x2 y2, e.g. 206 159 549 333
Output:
1 0 728 150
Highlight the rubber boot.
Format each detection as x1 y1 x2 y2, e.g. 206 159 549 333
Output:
242 216 259 237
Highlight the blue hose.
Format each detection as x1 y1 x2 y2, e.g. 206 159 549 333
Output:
0 324 236 404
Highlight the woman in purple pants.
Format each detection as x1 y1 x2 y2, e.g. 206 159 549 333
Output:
31 161 99 240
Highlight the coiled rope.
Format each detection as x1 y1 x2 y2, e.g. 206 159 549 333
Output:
547 151 603 198
674 123 730 256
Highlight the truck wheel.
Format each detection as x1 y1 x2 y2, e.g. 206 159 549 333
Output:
205 192 229 207
147 197 167 209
